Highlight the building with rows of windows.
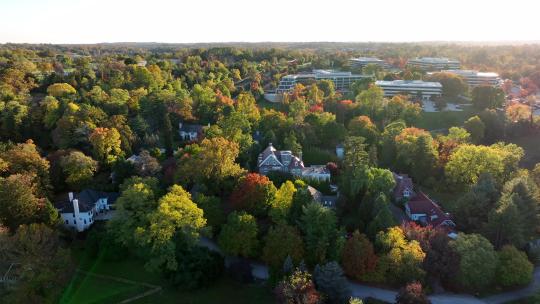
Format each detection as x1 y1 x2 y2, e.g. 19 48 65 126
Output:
375 80 442 101
407 57 460 71
438 69 501 87
275 69 369 94
349 57 389 70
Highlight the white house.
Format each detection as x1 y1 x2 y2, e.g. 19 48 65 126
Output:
56 190 119 232
257 143 331 181
179 122 204 141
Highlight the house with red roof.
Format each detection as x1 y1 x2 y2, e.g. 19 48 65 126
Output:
405 192 455 228
392 172 415 202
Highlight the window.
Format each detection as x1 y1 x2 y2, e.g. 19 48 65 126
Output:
65 220 68 224
73 220 76 224
84 220 87 224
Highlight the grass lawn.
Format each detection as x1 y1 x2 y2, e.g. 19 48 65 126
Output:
59 272 148 304
64 246 274 304
132 278 274 304
416 105 479 131
507 132 540 169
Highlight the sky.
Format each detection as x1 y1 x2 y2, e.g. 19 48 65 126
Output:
1 0 539 44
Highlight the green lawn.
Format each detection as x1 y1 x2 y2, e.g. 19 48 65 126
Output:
416 105 479 131
59 272 148 304
64 246 274 304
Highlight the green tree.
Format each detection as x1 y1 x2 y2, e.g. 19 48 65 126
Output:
140 185 206 271
46 82 77 99
235 91 260 124
0 173 58 232
0 223 73 303
464 116 485 144
451 233 498 291
270 180 297 224
89 127 123 165
60 151 98 190
194 194 225 236
313 261 351 304
348 115 379 146
495 245 533 287
472 86 505 109
218 211 258 257
263 224 305 270
426 72 468 98
300 203 344 265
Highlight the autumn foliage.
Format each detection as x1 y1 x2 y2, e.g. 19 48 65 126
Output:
229 173 277 216
341 231 378 281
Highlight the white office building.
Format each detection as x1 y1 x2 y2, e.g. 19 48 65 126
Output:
439 70 501 87
407 57 460 71
275 69 369 94
349 57 389 69
375 80 442 101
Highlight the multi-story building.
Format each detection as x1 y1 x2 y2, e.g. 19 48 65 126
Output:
257 143 331 182
375 80 442 101
56 190 119 232
349 57 389 70
439 69 501 87
275 69 368 94
407 57 460 71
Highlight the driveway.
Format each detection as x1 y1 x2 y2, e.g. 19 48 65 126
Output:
199 237 540 303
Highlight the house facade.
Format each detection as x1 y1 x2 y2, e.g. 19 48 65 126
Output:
179 122 203 141
257 143 331 181
392 172 415 202
56 190 119 232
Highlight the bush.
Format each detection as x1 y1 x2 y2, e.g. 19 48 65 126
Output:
165 246 224 290
303 148 338 165
496 245 533 287
395 282 430 304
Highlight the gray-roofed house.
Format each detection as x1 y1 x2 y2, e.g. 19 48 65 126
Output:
257 143 331 181
55 190 119 232
179 122 204 141
306 186 338 208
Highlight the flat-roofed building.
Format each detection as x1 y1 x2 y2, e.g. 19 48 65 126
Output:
407 57 460 71
349 57 389 69
276 69 369 94
439 69 501 87
375 80 442 101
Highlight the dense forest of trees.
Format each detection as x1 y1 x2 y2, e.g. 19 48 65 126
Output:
0 43 539 303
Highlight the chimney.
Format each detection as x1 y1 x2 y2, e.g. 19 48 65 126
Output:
72 199 82 232
68 192 74 202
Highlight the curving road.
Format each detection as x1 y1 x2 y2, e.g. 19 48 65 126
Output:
199 237 540 304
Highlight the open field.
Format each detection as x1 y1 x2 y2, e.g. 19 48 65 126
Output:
416 105 479 131
63 246 273 304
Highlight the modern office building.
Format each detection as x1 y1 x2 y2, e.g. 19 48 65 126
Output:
407 57 460 71
275 69 369 94
439 70 501 87
375 80 442 101
349 57 389 69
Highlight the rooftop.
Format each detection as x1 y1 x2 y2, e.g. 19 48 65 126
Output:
350 57 385 62
441 69 499 77
409 57 460 64
56 190 119 213
375 80 442 88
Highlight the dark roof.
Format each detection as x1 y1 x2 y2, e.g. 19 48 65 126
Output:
180 123 203 133
56 190 119 213
393 172 415 200
258 143 304 170
407 192 454 227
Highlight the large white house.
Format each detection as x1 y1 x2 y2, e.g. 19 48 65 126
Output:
439 69 501 87
275 69 369 94
257 143 331 182
407 57 460 71
375 80 442 101
56 190 119 232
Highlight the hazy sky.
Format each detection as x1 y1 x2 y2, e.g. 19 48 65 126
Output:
1 0 539 44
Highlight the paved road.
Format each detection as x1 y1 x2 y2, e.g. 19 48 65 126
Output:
199 237 540 303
